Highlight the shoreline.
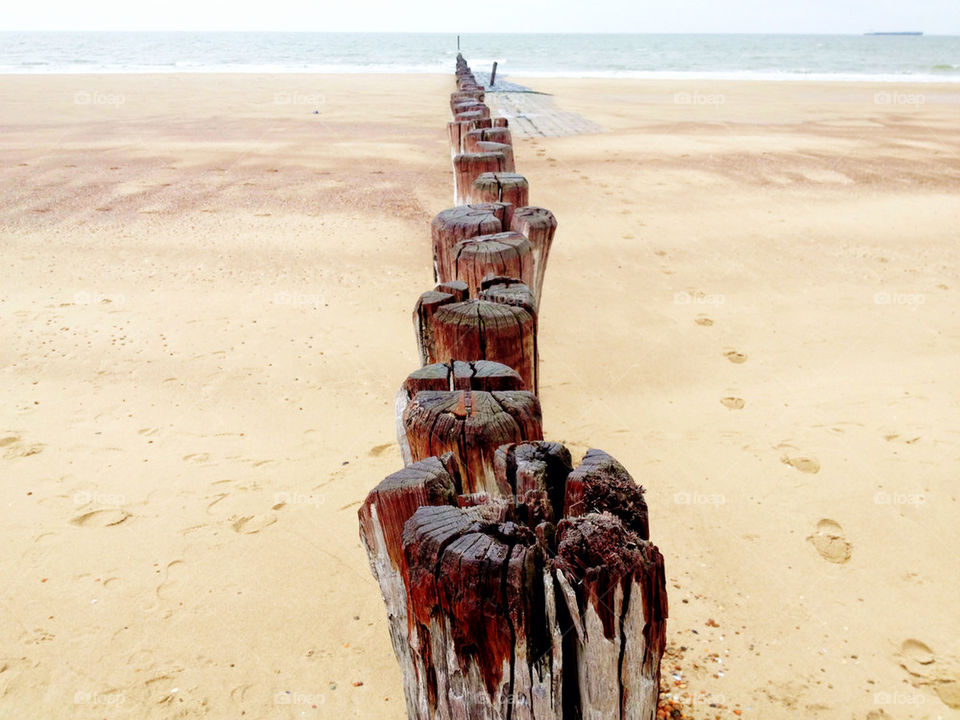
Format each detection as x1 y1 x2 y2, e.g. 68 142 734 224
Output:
3 69 960 83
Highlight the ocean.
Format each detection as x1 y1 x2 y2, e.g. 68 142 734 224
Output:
1 32 959 81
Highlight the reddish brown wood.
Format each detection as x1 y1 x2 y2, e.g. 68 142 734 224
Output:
462 127 513 153
445 231 533 299
361 55 667 720
453 100 490 119
402 360 525 397
468 172 530 207
563 448 650 539
402 389 542 495
395 360 526 464
371 441 667 719
357 454 461 719
492 117 509 128
429 295 538 393
412 288 459 366
510 206 558 308
479 276 537 316
453 152 508 205
473 141 515 172
431 203 511 282
451 90 485 109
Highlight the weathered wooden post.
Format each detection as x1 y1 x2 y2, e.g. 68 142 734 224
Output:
510 206 557 308
413 279 538 394
403 389 543 494
445 231 534 299
360 54 667 720
432 204 555 309
469 172 530 207
359 442 668 720
431 203 512 281
453 152 509 205
394 360 526 465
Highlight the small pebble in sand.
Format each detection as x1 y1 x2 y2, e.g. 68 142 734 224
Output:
353 681 363 687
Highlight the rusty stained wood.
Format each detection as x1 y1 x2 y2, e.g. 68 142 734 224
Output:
402 389 543 494
360 442 667 720
395 360 525 465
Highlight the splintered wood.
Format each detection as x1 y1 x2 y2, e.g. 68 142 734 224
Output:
359 54 667 719
361 444 667 719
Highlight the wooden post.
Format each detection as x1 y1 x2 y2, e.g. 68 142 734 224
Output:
469 172 530 207
510 206 558 309
431 203 511 282
358 453 462 719
490 61 498 88
402 389 543 494
361 54 667 720
441 231 534 300
453 152 508 205
395 360 526 465
462 127 513 151
413 280 538 394
360 442 667 719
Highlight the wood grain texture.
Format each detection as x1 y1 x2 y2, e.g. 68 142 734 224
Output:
453 152 508 205
469 172 530 207
449 231 534 299
402 389 543 494
364 441 667 719
431 203 511 283
510 206 558 308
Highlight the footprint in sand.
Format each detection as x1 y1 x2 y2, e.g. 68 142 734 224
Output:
807 519 851 563
721 397 745 410
71 509 130 528
723 350 747 364
156 560 186 601
898 639 960 709
368 443 392 457
232 513 277 534
1 435 44 459
695 315 713 326
781 454 820 473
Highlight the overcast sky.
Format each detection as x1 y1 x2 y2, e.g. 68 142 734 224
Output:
4 0 959 34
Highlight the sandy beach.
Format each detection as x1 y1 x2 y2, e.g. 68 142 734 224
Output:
1 72 959 719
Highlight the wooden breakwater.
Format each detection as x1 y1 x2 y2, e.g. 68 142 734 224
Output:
359 55 668 720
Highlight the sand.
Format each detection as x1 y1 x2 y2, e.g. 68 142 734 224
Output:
1 72 959 719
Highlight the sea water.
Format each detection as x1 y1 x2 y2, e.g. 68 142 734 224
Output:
1 32 958 81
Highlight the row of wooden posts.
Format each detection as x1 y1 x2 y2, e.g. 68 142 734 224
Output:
359 55 669 720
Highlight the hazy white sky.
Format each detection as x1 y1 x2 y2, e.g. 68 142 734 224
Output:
4 0 959 33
